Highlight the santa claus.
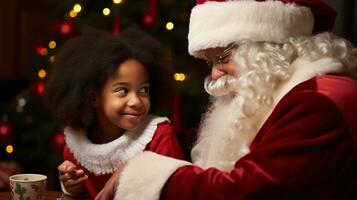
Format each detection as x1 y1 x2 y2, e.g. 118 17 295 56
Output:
96 0 357 199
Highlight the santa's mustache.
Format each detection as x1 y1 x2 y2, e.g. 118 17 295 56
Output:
204 75 239 96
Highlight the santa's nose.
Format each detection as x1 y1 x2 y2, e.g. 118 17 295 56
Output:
211 65 225 80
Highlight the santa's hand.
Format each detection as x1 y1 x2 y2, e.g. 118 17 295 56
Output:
95 164 125 200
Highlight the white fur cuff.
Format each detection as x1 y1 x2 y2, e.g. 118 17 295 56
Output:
114 152 190 200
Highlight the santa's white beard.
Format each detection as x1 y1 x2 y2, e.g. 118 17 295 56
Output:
192 69 279 171
192 74 262 171
204 75 239 97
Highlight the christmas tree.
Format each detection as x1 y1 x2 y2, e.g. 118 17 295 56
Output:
0 0 208 190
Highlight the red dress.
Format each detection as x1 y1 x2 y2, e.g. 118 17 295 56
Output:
62 116 184 198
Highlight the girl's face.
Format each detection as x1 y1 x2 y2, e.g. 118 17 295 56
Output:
94 59 151 137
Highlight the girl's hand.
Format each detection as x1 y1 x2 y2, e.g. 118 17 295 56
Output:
58 160 88 195
95 164 125 200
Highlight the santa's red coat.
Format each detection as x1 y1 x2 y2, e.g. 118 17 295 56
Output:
162 74 357 199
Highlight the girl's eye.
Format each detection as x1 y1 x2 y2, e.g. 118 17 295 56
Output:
139 86 149 96
114 88 128 94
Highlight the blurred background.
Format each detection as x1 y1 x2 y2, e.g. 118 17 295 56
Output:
0 0 356 191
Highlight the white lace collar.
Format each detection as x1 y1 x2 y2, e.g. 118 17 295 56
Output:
64 115 168 175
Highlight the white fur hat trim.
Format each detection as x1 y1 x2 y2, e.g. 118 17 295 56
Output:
188 0 314 58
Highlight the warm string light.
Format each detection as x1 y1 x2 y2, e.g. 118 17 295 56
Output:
174 73 186 81
73 4 82 13
69 10 77 18
113 0 123 4
38 69 47 79
6 145 14 154
165 22 174 31
103 8 111 16
48 41 56 49
69 3 82 18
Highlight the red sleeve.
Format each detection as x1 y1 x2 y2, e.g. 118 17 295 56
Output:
146 122 186 160
162 91 357 199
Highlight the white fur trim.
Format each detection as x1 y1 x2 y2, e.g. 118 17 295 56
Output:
191 57 344 171
60 182 72 196
114 152 190 200
274 57 344 102
64 115 168 175
188 1 314 58
60 182 90 197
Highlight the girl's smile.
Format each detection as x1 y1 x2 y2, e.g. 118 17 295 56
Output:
93 59 151 143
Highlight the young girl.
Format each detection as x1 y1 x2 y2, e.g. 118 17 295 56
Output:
44 28 185 198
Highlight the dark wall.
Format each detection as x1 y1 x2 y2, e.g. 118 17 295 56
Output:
0 0 54 101
0 0 54 80
325 0 356 44
0 0 18 80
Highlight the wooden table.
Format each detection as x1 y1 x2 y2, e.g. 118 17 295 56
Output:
0 191 92 200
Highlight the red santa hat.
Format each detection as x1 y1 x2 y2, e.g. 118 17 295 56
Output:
188 0 337 58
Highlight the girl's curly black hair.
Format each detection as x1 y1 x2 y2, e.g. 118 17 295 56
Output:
44 27 173 130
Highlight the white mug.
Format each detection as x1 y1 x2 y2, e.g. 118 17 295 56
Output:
9 173 47 200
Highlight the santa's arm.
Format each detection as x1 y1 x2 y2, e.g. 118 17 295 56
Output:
114 152 190 200
115 91 354 200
